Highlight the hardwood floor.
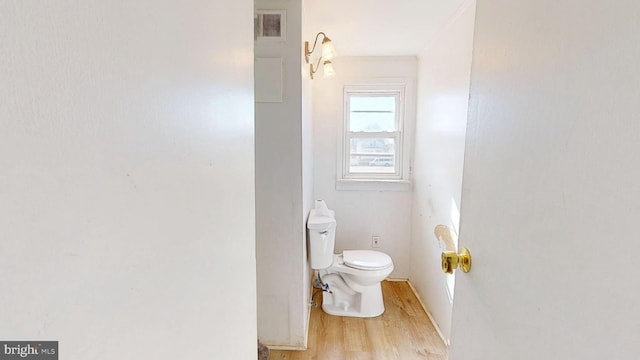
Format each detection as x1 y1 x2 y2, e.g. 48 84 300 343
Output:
268 281 448 360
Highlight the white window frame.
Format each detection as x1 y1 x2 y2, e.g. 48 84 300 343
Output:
337 80 414 191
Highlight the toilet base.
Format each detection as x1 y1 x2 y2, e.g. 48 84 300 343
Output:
321 277 385 318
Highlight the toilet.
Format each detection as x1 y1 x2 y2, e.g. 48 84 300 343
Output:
307 201 394 318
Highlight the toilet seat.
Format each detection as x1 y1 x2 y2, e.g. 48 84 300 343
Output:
342 250 392 271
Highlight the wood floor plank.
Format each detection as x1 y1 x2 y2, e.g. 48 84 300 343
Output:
344 351 374 360
343 317 369 352
268 281 448 360
318 307 345 360
365 319 401 359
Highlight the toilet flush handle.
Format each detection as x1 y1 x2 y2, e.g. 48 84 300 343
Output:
320 230 329 235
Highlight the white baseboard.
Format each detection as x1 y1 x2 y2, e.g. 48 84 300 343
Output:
303 270 315 349
264 271 316 352
266 344 307 351
405 280 449 347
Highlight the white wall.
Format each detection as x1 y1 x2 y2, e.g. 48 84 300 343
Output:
0 1 256 359
255 0 312 348
410 0 476 342
312 57 417 278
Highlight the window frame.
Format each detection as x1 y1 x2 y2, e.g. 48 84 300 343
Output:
343 88 404 180
337 81 414 191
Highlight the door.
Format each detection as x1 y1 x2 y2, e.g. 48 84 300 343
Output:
449 1 640 359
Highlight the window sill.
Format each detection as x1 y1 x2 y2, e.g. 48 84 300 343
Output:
335 179 412 192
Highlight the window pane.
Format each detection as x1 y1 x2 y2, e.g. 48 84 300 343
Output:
349 137 395 174
349 96 396 132
350 96 395 112
349 112 396 132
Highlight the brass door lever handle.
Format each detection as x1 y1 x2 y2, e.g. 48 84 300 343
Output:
441 247 472 274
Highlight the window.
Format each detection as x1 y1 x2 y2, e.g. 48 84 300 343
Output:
338 83 413 190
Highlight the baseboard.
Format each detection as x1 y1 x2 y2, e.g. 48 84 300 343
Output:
303 270 315 349
265 308 311 351
266 344 307 351
405 280 449 347
264 271 315 352
303 305 311 349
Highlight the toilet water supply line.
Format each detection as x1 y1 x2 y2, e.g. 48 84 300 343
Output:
317 271 331 292
310 271 332 307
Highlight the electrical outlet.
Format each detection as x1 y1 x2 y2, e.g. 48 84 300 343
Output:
372 235 380 248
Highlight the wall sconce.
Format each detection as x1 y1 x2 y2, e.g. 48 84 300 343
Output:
310 59 336 79
305 32 337 79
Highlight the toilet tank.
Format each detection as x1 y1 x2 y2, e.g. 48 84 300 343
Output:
307 208 336 269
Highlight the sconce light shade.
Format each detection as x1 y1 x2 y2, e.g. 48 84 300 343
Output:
323 61 336 78
321 37 337 61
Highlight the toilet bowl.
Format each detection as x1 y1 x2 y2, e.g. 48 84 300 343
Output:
308 201 394 318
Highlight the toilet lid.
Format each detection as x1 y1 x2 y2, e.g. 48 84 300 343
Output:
342 250 393 270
